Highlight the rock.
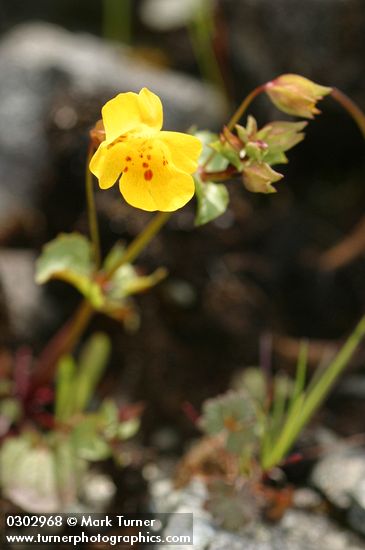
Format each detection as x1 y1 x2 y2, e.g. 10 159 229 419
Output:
0 249 52 342
79 470 116 512
150 472 365 549
292 487 322 510
140 0 197 32
0 22 225 240
311 445 365 536
311 446 365 509
348 478 365 537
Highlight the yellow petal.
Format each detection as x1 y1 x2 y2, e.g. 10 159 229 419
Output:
102 88 163 143
119 138 195 211
89 141 128 189
138 88 163 132
159 131 202 173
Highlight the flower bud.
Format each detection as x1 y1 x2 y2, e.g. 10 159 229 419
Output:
265 74 332 119
89 119 106 148
243 162 283 194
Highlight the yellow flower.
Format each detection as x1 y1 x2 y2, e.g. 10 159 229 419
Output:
89 88 202 212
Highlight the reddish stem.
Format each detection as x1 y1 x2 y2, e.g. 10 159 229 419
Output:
30 301 93 392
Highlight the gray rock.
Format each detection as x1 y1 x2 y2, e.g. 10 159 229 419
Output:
150 473 365 550
0 22 225 235
0 249 52 341
140 0 197 32
348 478 365 537
79 470 116 512
208 510 365 550
311 446 365 509
310 444 365 537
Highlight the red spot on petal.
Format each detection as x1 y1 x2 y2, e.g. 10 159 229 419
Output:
142 162 149 168
163 160 167 166
126 156 132 161
144 169 153 181
124 167 128 172
147 154 151 160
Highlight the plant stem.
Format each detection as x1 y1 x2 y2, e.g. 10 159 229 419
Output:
226 84 266 130
86 145 101 269
331 88 365 139
106 211 172 278
31 301 94 391
202 84 266 171
31 78 265 391
188 0 229 106
103 0 132 44
31 212 171 390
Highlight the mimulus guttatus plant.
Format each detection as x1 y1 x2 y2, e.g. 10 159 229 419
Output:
90 88 202 212
1 74 365 514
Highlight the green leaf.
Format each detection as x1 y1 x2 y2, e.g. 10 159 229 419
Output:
73 333 111 414
200 390 257 436
100 399 119 432
55 355 77 423
53 436 82 506
195 130 229 172
232 367 267 407
72 418 111 462
261 316 365 470
117 418 140 440
35 233 103 307
195 175 229 226
100 242 166 324
108 264 167 300
206 480 259 531
101 399 140 441
0 398 21 425
0 435 61 512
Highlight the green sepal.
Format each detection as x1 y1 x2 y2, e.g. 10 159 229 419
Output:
210 140 243 171
195 130 229 172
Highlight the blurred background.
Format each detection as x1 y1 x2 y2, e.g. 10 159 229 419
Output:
0 0 364 448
